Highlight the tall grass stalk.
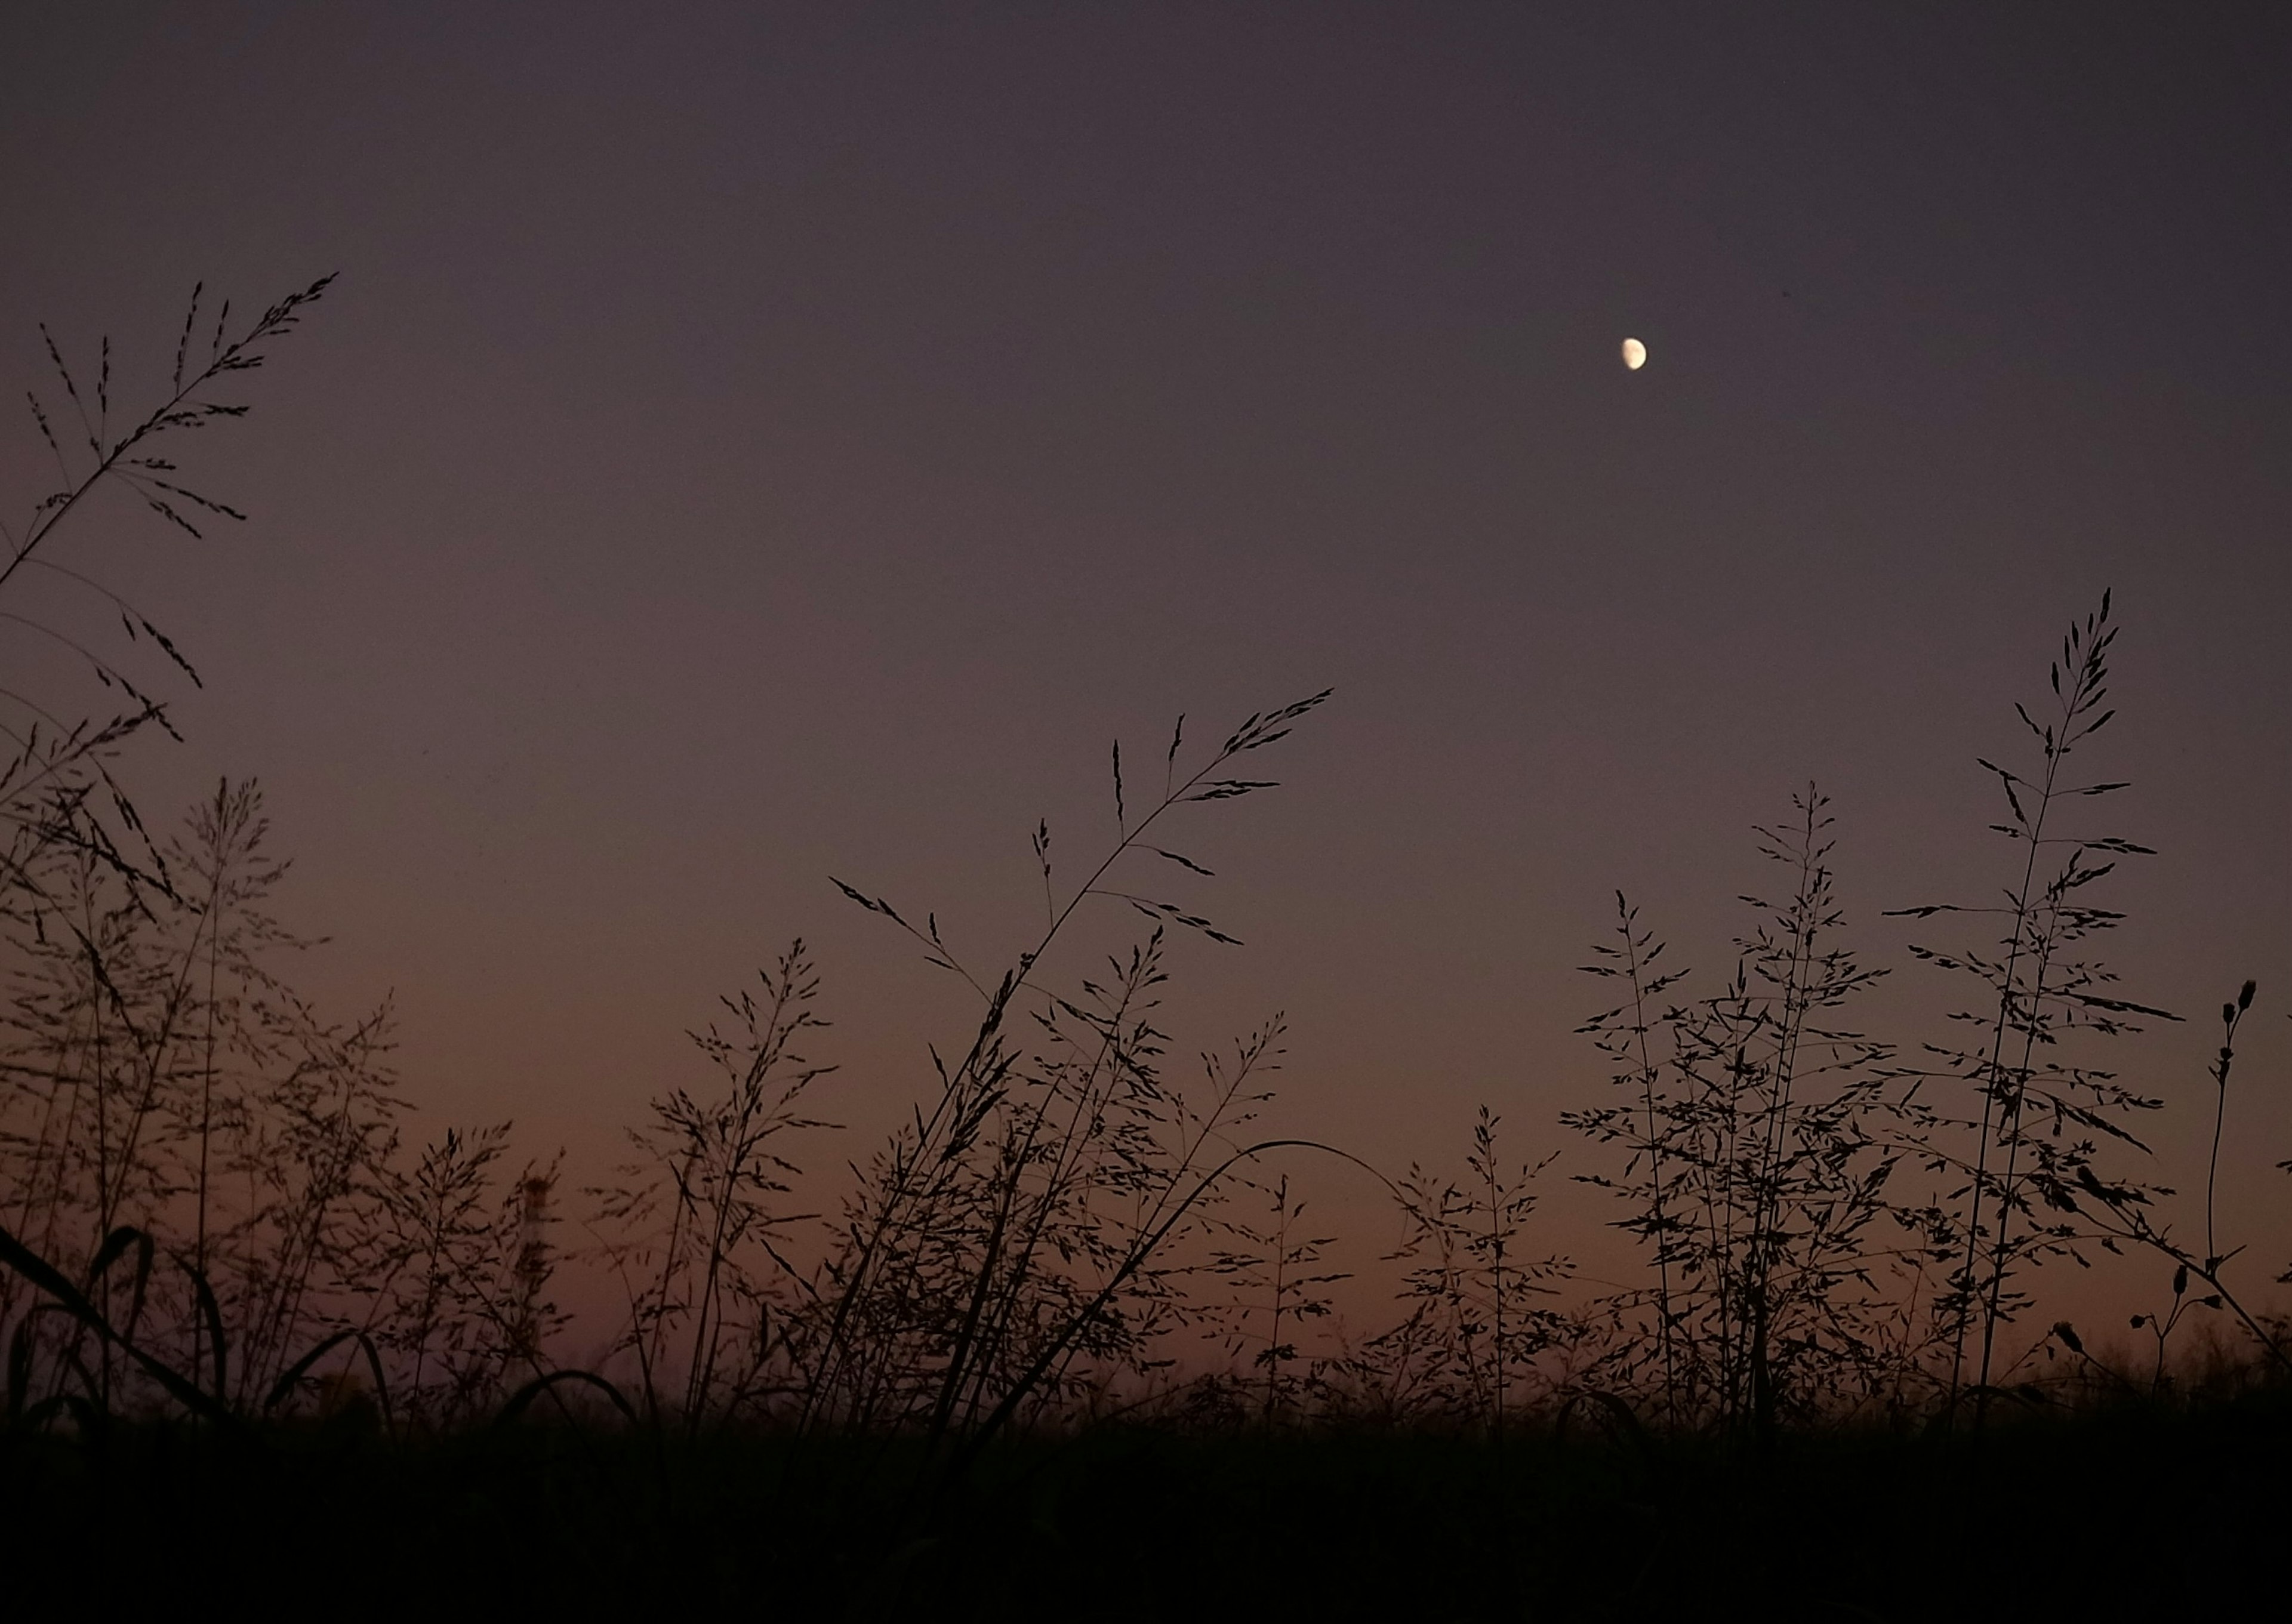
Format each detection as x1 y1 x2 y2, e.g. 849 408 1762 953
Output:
1890 593 2176 1422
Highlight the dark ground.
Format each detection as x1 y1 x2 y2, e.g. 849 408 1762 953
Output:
6 1396 2283 1620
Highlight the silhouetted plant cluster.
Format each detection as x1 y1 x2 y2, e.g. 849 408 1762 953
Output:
4 282 2288 1478
1566 793 1908 1438
0 283 559 1436
582 697 1356 1468
1324 1107 1575 1430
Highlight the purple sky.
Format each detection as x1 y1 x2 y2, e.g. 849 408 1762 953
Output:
6 4 2289 1324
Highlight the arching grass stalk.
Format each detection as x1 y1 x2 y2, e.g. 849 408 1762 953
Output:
800 692 1331 1437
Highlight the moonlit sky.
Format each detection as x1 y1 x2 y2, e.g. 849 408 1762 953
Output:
5 4 2290 1326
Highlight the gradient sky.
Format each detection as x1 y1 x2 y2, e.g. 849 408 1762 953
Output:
6 3 2289 1327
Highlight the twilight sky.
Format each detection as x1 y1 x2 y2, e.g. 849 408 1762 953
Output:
5 4 2289 1316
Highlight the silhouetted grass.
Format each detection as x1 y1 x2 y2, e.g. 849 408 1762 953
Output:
7 281 2292 1617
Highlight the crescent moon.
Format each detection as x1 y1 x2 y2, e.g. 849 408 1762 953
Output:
1621 338 1647 371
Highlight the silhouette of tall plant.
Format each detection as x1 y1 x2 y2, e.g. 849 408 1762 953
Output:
1207 1171 1348 1422
1348 1108 1570 1432
1569 790 1902 1437
586 942 835 1430
1889 593 2177 1419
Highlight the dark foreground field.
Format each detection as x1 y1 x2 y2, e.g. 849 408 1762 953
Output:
7 1397 2285 1620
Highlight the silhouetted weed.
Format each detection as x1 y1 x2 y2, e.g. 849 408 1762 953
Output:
4 285 2290 1619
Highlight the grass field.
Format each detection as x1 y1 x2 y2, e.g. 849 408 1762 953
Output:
8 1387 2286 1620
7 281 2290 1624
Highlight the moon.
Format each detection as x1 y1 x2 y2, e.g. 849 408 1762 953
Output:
1621 337 1647 371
